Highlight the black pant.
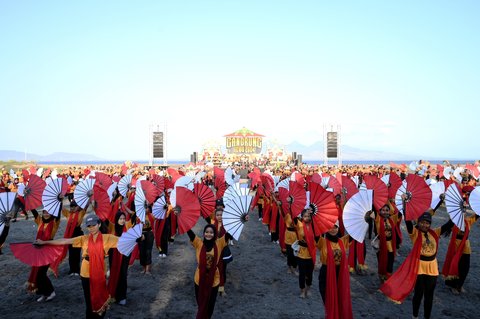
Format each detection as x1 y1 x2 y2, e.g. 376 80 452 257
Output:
445 254 470 290
139 231 154 266
257 204 263 219
412 274 437 319
36 265 54 296
81 277 106 319
285 245 297 268
376 251 395 274
69 227 83 273
297 257 313 289
160 221 171 255
194 284 219 319
318 264 340 304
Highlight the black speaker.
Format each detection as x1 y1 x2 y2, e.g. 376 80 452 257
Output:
296 154 303 165
292 152 297 160
190 154 195 163
326 132 337 158
193 152 198 163
153 132 164 158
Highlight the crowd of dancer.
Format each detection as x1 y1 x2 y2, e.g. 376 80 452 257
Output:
0 159 479 318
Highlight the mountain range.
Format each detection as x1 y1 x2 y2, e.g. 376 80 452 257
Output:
0 142 427 162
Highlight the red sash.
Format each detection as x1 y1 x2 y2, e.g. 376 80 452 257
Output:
51 211 80 275
348 240 365 269
269 201 278 232
325 240 353 319
28 219 55 292
442 225 469 279
88 233 110 314
303 222 316 267
196 243 218 319
378 217 396 276
380 229 438 303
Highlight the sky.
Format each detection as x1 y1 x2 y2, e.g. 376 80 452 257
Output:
1 1 478 161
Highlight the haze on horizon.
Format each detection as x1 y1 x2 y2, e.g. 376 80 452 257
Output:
1 1 478 161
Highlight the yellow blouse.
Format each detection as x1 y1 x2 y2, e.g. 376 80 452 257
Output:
192 236 228 287
375 214 399 253
72 234 119 278
316 235 350 265
409 227 441 276
284 213 297 245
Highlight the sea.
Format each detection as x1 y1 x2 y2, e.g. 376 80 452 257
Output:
35 159 475 166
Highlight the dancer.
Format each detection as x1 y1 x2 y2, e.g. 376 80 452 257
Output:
36 214 119 318
380 211 454 319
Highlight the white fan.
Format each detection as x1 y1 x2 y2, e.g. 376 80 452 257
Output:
36 167 44 177
394 180 408 214
0 192 17 234
117 224 143 256
468 187 480 216
277 178 289 191
223 183 249 205
194 171 206 183
107 182 118 202
453 167 465 183
380 174 390 186
430 181 445 210
444 183 466 231
222 195 253 241
42 178 64 217
443 167 453 180
134 185 147 223
174 176 194 191
73 178 95 209
16 183 26 197
152 195 168 219
342 189 373 243
118 174 133 197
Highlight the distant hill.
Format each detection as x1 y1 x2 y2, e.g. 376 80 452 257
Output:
0 150 105 162
284 141 423 161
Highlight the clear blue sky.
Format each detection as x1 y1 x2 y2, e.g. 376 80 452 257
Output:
1 1 478 160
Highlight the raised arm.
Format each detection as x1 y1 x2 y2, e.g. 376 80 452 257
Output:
35 237 75 246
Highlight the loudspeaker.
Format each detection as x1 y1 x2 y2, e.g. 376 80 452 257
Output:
193 152 198 163
327 132 338 158
190 154 195 163
153 132 164 158
296 154 303 165
292 152 297 160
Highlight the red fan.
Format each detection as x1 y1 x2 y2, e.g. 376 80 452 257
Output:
214 174 227 199
466 164 480 180
10 242 65 267
277 179 290 210
94 172 112 191
437 164 444 178
194 183 215 218
29 166 37 175
260 173 274 197
340 175 359 202
167 168 181 184
308 182 338 236
288 181 307 218
291 171 305 185
151 174 165 194
22 169 30 183
311 173 322 184
362 175 388 211
395 174 432 221
24 175 46 211
248 171 261 189
174 187 200 234
121 164 128 175
140 180 160 204
42 168 51 179
213 167 224 178
92 185 111 221
387 173 403 199
327 175 342 196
